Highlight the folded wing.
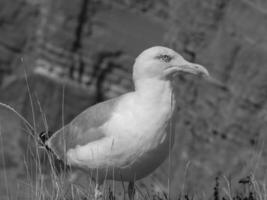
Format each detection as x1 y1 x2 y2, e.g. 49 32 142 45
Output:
47 97 120 161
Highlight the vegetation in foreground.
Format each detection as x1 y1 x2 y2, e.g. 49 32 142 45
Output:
0 81 266 200
1 144 266 200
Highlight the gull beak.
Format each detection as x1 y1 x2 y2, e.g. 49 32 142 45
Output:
164 59 210 79
164 57 229 91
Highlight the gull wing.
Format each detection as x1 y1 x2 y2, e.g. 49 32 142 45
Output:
47 97 120 161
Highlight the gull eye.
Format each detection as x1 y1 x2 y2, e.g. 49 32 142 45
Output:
156 54 172 62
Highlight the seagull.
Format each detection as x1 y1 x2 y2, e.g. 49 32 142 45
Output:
40 46 210 199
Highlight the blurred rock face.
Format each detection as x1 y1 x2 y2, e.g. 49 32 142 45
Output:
164 0 267 196
1 0 267 198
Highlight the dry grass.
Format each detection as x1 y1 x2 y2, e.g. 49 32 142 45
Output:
1 73 267 200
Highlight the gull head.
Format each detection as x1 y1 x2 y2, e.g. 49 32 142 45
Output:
133 46 209 82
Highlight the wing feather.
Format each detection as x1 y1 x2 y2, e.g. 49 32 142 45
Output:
47 97 120 161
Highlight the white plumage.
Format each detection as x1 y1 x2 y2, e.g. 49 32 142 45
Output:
46 46 210 199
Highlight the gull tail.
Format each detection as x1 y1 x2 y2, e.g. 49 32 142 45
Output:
39 130 69 171
39 130 54 151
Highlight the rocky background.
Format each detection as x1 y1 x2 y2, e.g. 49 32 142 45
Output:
1 0 267 199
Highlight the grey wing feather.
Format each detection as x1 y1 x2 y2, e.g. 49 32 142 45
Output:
47 97 120 161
